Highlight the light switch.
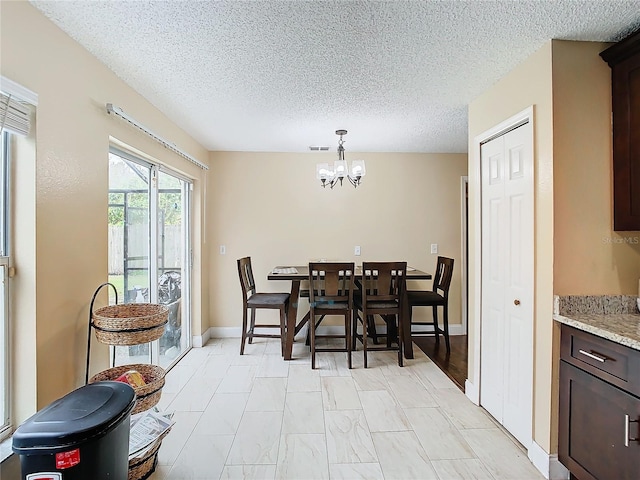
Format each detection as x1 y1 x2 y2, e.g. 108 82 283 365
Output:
354 245 361 256
430 244 438 254
220 245 226 255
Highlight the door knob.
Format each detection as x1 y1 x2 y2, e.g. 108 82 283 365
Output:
514 299 521 306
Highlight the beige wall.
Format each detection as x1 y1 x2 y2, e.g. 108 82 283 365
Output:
553 40 640 295
2 2 468 427
551 40 640 455
468 39 639 459
12 133 37 424
207 151 468 333
468 42 555 452
1 2 209 422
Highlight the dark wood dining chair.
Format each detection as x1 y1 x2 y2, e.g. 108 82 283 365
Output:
407 256 454 352
237 256 290 356
354 261 407 368
308 262 356 369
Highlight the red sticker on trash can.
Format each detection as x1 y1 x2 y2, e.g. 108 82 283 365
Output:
55 448 80 469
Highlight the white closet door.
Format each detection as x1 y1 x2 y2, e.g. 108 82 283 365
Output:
480 122 534 449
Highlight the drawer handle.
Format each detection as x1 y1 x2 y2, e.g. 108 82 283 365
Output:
578 349 608 363
625 414 639 447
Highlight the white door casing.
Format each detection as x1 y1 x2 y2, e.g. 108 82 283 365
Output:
461 176 469 335
479 117 534 449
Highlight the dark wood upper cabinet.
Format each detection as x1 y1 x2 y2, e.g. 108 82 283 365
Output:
601 30 640 231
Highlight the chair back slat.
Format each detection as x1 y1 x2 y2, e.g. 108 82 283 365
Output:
308 262 355 306
433 256 454 298
237 256 257 301
361 262 407 305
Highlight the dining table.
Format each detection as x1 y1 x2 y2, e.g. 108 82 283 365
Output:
268 265 432 361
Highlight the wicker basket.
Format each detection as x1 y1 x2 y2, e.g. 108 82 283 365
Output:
92 303 169 346
127 426 172 480
89 363 165 414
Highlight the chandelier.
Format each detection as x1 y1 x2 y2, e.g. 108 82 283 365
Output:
316 129 366 188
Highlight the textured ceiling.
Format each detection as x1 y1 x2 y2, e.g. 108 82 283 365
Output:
29 1 640 153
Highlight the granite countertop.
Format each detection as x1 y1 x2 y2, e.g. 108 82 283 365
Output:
553 295 640 351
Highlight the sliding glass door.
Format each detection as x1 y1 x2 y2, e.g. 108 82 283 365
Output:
156 170 191 368
108 148 191 369
0 132 10 438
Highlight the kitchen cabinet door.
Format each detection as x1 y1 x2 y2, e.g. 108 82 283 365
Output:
601 29 640 231
559 361 640 480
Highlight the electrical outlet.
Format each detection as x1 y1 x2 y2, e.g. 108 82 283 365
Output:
430 244 438 254
354 245 361 256
220 245 226 255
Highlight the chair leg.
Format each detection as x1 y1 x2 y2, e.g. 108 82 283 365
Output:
310 312 316 369
248 309 256 344
408 305 414 337
240 307 249 355
352 313 358 350
368 315 379 345
385 315 398 347
279 306 287 357
345 312 352 369
397 313 403 367
306 315 325 348
443 303 451 352
432 305 440 344
363 311 368 368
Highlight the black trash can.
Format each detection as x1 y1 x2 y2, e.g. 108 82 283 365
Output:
12 381 135 480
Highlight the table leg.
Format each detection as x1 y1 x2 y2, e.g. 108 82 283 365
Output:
402 291 414 359
284 280 301 360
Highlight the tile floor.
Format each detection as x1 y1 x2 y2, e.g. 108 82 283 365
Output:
149 337 544 480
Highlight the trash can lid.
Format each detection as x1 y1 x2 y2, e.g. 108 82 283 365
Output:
12 381 136 453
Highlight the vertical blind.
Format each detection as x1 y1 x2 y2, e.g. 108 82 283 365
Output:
0 93 31 137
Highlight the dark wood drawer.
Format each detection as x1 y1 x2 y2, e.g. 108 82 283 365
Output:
560 324 640 397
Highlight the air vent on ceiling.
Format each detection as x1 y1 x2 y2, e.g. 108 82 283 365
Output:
309 146 330 151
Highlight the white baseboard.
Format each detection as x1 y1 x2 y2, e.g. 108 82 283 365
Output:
201 323 467 341
206 327 241 339
465 379 479 404
528 441 569 480
410 324 465 335
307 325 468 341
549 457 570 480
449 324 465 335
206 325 307 341
192 327 213 347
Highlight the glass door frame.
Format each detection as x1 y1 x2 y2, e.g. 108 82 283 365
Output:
108 146 192 369
156 165 193 368
0 131 11 438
